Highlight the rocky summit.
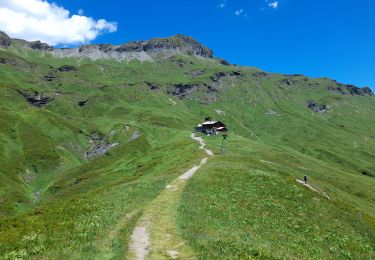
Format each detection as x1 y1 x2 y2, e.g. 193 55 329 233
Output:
118 34 213 57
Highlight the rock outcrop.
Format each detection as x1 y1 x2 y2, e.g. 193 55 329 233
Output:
0 31 11 46
337 84 374 96
57 65 78 72
210 71 242 82
44 72 58 81
17 90 55 107
280 78 298 86
325 80 374 96
85 133 119 159
168 83 200 99
252 71 271 78
27 41 53 51
307 100 328 113
0 57 16 65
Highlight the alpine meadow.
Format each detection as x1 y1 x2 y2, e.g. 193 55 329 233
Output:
0 30 374 260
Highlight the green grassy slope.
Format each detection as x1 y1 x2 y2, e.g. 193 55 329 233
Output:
0 42 374 258
179 135 375 259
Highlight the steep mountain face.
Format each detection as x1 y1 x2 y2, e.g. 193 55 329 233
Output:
0 31 11 46
0 31 374 258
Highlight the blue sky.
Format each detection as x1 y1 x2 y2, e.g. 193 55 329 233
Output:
1 0 374 89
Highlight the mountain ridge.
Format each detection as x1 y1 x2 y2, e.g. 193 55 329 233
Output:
1 30 372 94
0 31 213 60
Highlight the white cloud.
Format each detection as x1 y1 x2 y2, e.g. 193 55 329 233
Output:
268 1 278 9
235 9 244 16
0 0 117 45
218 0 227 8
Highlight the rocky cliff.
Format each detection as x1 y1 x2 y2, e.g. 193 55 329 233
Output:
0 31 11 46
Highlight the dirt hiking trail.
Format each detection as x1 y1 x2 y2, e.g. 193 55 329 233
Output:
128 133 212 260
296 179 330 199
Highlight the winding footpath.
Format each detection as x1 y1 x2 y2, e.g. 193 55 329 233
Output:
128 133 213 260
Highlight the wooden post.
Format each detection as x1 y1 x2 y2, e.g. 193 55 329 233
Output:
221 134 227 153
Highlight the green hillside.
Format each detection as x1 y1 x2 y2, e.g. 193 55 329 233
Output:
0 34 374 259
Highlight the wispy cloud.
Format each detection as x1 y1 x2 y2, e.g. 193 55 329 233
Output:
235 8 247 18
218 1 247 18
218 0 227 8
261 0 279 11
235 9 244 16
0 0 117 45
268 1 278 9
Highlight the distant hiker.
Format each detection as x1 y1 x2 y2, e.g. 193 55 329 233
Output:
304 175 308 184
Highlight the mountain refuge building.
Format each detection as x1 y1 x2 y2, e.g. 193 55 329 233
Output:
195 120 227 135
